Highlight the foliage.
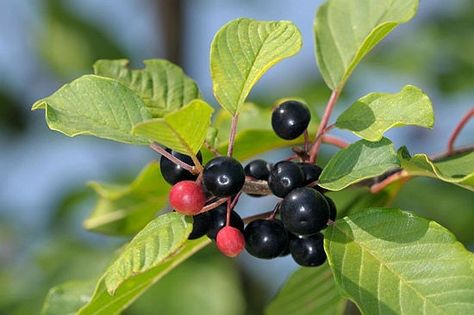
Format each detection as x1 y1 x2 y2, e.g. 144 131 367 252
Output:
30 0 474 314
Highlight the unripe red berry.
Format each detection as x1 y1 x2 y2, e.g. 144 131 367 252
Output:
216 226 245 257
169 180 206 215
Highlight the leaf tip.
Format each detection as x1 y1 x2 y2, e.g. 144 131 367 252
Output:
31 100 46 111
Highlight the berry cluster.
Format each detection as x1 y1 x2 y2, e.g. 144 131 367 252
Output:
160 100 336 267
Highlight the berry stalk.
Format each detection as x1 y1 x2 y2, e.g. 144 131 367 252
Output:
308 89 340 163
150 142 197 174
227 114 239 157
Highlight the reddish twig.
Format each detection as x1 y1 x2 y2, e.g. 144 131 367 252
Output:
227 114 239 157
225 197 232 226
321 135 349 149
309 89 341 163
303 129 310 155
205 141 222 157
447 107 474 155
370 170 410 193
150 142 197 174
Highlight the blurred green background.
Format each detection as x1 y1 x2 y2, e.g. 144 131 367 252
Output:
0 0 473 314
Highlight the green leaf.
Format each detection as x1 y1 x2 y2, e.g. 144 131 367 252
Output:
315 0 419 90
32 75 151 145
41 280 95 315
103 212 192 294
336 85 434 141
94 59 201 118
265 264 347 315
84 161 169 236
211 18 302 114
133 99 214 155
325 208 474 314
78 237 211 315
319 138 400 191
399 147 474 191
129 250 245 315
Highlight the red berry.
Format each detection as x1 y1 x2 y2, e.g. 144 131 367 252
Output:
169 181 206 215
216 226 245 257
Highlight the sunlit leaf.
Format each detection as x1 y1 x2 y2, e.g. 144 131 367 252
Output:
32 75 151 145
315 0 419 90
133 99 214 155
211 18 302 114
336 85 434 141
94 59 200 117
325 208 474 314
399 147 474 191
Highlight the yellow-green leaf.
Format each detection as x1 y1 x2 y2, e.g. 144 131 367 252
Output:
133 99 214 155
94 59 200 117
336 85 434 141
399 147 474 191
211 18 302 114
315 0 419 90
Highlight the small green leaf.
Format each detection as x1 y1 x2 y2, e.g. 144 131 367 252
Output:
94 59 201 117
319 138 400 191
84 161 169 236
325 208 474 314
133 99 214 155
315 0 419 90
399 147 474 191
78 237 211 315
336 85 434 141
211 18 302 114
41 280 95 315
103 212 192 294
265 264 347 315
32 75 151 145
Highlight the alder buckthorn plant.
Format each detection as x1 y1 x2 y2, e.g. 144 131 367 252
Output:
34 0 474 314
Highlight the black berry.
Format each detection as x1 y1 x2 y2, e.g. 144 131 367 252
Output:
289 233 326 267
203 157 245 197
244 159 271 180
280 187 330 235
268 161 305 198
271 100 311 140
325 196 337 221
298 163 323 185
206 205 244 240
244 219 288 259
160 149 202 185
188 212 212 240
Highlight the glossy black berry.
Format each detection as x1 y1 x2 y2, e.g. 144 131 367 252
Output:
206 205 244 240
271 100 311 140
244 159 271 180
188 211 211 240
325 196 337 221
160 149 202 185
203 157 245 197
244 219 288 259
280 187 330 235
268 161 305 198
298 163 323 185
289 233 326 267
